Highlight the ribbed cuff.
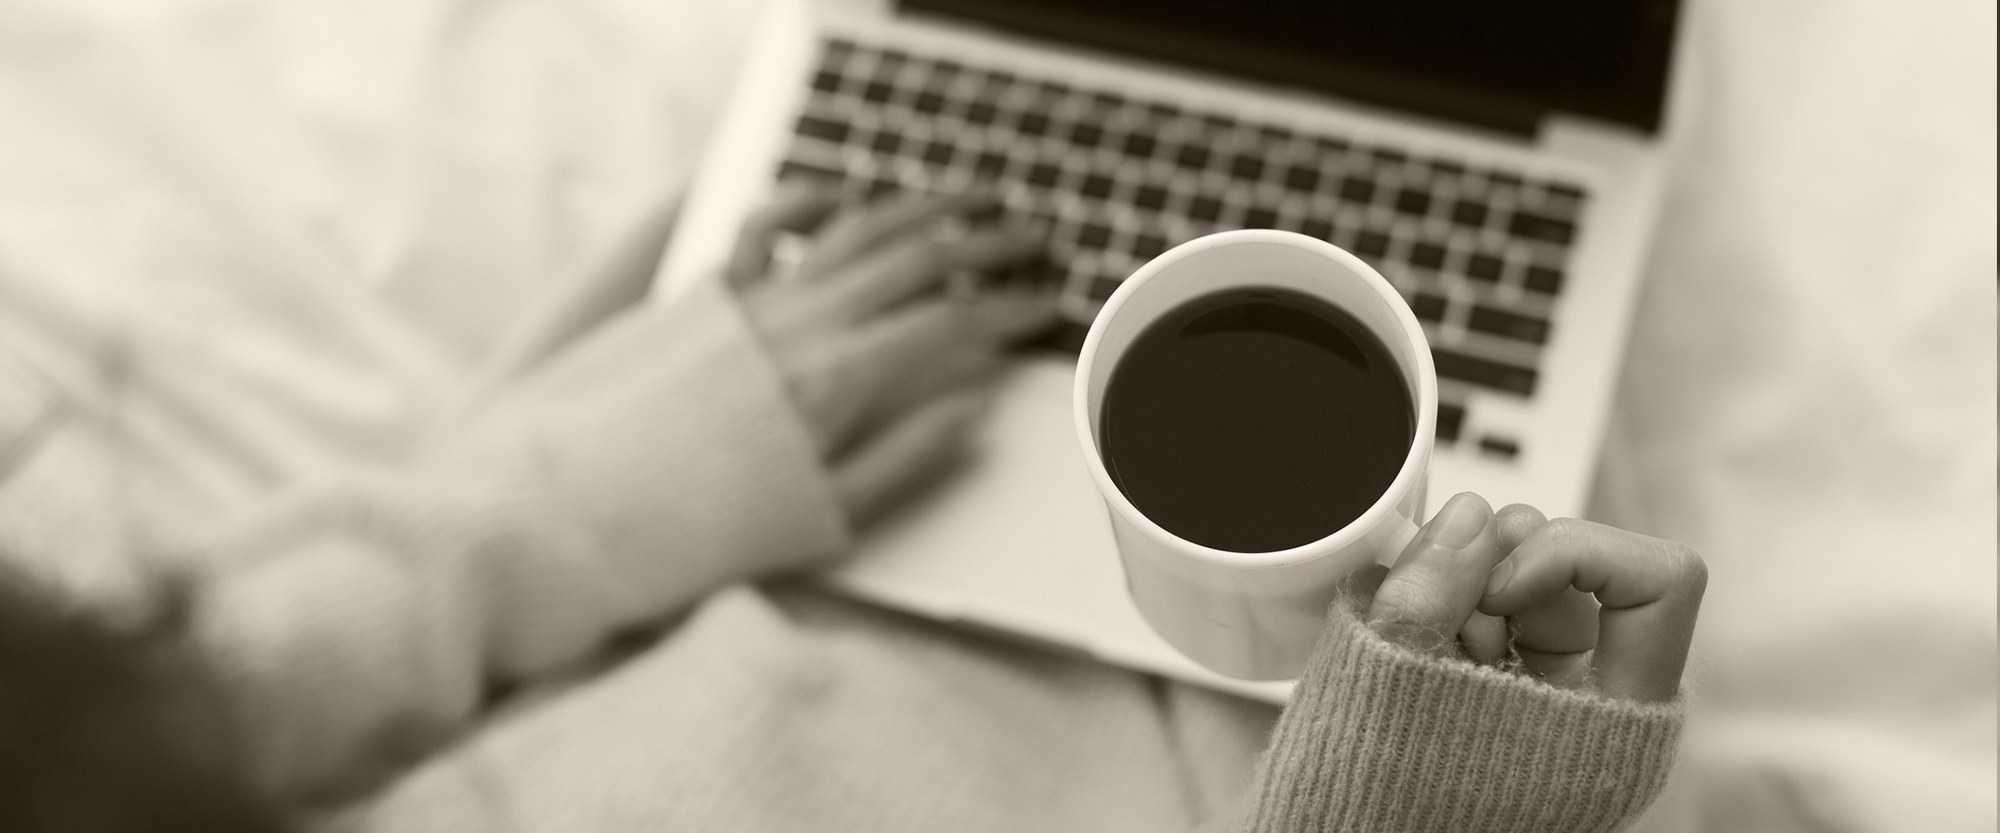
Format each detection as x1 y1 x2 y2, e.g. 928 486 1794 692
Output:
1243 594 1683 833
457 277 851 620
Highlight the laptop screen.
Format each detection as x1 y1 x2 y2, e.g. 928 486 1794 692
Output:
904 0 1681 136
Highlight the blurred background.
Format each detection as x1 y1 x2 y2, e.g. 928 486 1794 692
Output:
0 0 1992 829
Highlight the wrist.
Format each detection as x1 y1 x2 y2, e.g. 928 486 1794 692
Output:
1244 593 1684 833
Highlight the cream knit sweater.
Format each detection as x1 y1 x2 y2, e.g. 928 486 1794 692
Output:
185 278 1682 832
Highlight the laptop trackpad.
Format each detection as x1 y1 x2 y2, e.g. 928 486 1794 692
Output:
815 358 1294 704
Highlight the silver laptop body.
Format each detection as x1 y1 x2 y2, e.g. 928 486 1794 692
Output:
655 0 1681 702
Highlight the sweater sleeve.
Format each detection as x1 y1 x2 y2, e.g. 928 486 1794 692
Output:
1238 593 1684 833
189 278 850 801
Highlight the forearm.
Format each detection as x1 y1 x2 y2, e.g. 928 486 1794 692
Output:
191 278 848 801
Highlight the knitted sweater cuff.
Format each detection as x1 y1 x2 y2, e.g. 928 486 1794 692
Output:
552 276 849 570
1242 594 1684 833
435 276 850 616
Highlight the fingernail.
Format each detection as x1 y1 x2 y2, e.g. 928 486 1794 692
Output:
1483 557 1516 598
1421 492 1487 549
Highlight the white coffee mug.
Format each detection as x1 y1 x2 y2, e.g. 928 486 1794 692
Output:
1073 229 1438 681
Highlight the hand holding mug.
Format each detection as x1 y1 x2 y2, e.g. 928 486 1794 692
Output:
1366 492 1707 702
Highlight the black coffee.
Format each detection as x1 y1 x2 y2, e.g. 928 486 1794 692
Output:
1099 288 1414 553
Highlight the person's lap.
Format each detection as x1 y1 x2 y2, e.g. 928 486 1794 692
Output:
356 581 1277 832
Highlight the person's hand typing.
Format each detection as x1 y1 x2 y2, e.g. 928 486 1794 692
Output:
1364 492 1707 702
725 185 1058 527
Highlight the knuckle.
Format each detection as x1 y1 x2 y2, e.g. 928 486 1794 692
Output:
1371 574 1456 629
1539 516 1589 548
1493 503 1550 545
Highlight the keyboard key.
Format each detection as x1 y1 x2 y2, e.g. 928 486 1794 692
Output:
1077 222 1112 248
1122 133 1157 158
1299 217 1335 240
1433 349 1537 396
998 253 1066 290
1025 162 1061 188
1507 211 1575 245
794 114 850 143
1071 122 1105 148
921 141 954 166
1132 232 1169 259
1477 435 1521 459
870 132 901 154
1533 192 1585 223
973 151 1008 178
1436 401 1466 443
1524 265 1565 295
966 100 999 124
862 80 894 104
1089 273 1124 300
1032 320 1091 354
865 177 902 199
914 89 946 114
1283 165 1321 192
1394 189 1431 216
1450 200 1488 227
1410 292 1447 323
1018 111 1052 136
1547 180 1587 201
963 199 1008 227
1270 206 1308 232
1339 178 1375 204
811 69 842 93
1188 195 1223 222
1228 154 1265 180
1176 145 1212 170
1468 306 1551 345
1133 184 1169 211
1243 206 1278 228
1465 253 1504 283
1354 230 1389 258
1409 242 1447 270
1079 173 1114 199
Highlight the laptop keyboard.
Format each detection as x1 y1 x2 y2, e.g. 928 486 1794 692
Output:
776 36 1592 458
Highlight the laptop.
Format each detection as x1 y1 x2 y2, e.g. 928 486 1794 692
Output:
653 0 1682 702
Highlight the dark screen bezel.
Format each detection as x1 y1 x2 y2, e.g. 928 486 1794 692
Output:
901 0 1682 137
